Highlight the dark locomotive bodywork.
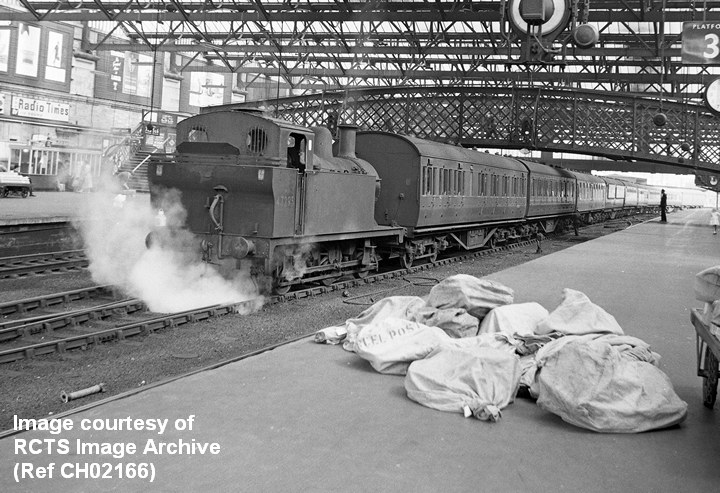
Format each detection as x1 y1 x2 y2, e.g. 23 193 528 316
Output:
148 109 701 293
148 110 403 293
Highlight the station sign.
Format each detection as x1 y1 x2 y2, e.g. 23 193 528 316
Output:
682 21 720 64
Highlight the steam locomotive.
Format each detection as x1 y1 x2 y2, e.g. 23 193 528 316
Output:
146 108 691 294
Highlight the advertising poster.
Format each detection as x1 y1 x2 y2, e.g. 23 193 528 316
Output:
189 72 225 107
15 23 40 77
135 53 153 98
121 52 153 97
45 31 66 82
0 29 9 72
122 51 138 94
109 51 124 92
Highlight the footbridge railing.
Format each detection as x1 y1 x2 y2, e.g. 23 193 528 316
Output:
233 87 720 174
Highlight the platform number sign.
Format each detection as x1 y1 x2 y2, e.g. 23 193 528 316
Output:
682 22 720 64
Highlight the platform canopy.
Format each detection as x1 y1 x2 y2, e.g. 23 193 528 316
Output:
5 1 720 105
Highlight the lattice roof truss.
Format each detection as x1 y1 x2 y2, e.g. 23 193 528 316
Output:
5 1 720 104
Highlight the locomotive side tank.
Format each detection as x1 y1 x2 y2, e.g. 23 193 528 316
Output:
148 109 403 293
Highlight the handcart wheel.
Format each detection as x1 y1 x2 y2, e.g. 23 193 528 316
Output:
703 348 718 409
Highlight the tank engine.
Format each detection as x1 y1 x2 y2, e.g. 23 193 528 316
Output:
147 109 403 294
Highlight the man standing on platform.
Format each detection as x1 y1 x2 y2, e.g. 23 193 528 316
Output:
660 189 667 223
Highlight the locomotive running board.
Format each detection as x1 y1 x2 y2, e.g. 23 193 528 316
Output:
411 219 524 235
273 227 405 245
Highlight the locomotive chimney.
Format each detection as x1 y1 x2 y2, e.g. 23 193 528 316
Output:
337 124 359 158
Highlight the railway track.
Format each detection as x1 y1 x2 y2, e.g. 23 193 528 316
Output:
0 237 542 364
0 216 650 365
0 249 88 279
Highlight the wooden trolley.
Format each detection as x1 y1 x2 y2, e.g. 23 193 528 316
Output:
690 309 720 409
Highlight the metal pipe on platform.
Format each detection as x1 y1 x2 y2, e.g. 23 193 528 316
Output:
61 383 105 403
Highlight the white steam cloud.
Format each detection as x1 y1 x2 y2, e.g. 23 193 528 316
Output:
74 177 263 314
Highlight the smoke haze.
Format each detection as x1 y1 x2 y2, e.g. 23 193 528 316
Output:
75 180 263 314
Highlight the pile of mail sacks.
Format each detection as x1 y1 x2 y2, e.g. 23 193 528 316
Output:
317 274 688 433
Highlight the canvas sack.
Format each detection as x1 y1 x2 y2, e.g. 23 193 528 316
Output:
354 317 449 375
534 339 688 433
405 345 521 421
426 274 514 319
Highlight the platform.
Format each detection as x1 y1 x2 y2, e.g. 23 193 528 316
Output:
0 191 150 226
1 209 719 492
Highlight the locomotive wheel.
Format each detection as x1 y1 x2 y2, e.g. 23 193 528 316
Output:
703 348 718 409
353 249 371 278
428 246 438 263
273 283 292 295
400 250 415 269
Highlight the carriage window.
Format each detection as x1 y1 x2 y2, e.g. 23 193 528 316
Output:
423 165 434 195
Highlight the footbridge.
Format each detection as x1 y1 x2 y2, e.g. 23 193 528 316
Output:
233 87 720 176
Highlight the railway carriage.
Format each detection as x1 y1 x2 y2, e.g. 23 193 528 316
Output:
356 132 530 264
603 177 626 215
624 183 640 209
520 160 576 232
568 171 605 223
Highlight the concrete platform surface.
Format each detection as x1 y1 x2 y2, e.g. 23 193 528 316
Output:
1 209 719 492
0 191 150 224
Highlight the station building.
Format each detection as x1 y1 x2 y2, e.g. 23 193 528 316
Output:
0 2 281 190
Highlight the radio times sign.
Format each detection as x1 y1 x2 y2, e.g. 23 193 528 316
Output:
10 96 70 122
682 21 720 64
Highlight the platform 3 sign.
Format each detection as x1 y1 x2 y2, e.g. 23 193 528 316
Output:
682 22 720 64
